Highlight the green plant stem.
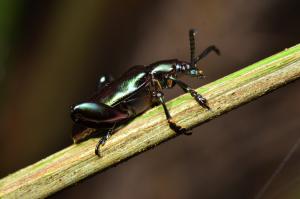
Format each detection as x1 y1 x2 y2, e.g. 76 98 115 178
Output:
1 44 300 199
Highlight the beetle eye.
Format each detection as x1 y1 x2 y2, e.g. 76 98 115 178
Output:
190 69 197 75
189 68 204 77
189 68 200 76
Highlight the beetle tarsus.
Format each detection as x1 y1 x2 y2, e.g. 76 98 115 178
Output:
169 77 210 109
95 124 115 156
95 140 102 156
190 90 210 110
168 118 192 135
95 133 110 157
168 118 184 132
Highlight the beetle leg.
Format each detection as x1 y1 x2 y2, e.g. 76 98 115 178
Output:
169 77 210 109
154 90 191 135
71 102 132 144
95 123 116 156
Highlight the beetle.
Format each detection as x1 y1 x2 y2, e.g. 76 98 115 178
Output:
71 29 220 156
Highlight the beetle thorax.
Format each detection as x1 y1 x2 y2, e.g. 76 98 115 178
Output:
150 63 174 75
149 61 176 88
174 61 192 73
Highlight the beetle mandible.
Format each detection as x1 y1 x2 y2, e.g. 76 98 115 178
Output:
71 29 220 156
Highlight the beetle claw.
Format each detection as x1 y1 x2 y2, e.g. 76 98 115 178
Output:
197 100 210 110
168 119 188 134
95 136 109 156
194 94 210 109
100 138 106 145
183 130 193 136
95 142 101 156
95 124 115 156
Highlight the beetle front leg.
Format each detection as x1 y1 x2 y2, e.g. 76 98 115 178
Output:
154 91 191 135
169 77 209 109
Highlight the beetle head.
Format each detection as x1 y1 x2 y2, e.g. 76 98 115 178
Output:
175 61 204 78
187 67 204 78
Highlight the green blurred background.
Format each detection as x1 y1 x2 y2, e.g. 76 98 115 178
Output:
0 0 299 198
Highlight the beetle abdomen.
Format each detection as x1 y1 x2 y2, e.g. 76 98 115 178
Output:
91 65 150 106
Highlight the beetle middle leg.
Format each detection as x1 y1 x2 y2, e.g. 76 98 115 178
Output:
169 77 210 109
154 90 191 135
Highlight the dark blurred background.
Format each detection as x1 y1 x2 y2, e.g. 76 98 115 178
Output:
0 0 299 198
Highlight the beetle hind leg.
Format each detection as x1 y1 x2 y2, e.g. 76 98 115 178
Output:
95 123 116 156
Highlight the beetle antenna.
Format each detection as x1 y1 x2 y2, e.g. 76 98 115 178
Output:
189 29 197 67
194 45 220 64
